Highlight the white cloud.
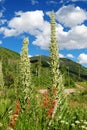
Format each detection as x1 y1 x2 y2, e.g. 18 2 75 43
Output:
60 0 87 3
0 9 6 20
46 0 58 5
0 19 7 25
0 12 3 17
55 5 87 27
46 6 87 50
32 21 50 49
0 10 51 49
72 0 87 1
66 54 74 58
0 0 4 2
0 10 44 37
78 53 87 64
0 7 87 50
28 55 32 57
60 0 70 4
31 0 39 5
59 53 64 58
0 40 2 44
10 11 44 33
56 24 87 50
0 0 5 4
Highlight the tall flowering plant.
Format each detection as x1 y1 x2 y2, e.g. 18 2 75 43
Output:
0 61 4 88
49 11 68 126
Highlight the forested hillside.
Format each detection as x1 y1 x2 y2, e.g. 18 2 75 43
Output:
0 47 87 88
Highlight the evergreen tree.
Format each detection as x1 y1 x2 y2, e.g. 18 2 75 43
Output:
19 38 31 99
0 61 4 88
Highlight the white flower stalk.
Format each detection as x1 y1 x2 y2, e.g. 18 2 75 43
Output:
49 11 66 100
19 38 31 99
50 11 59 91
0 61 4 87
49 11 67 127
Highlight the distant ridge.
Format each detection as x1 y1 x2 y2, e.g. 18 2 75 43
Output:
30 55 87 81
0 47 87 86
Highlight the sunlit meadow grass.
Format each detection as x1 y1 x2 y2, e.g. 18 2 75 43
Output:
0 87 87 130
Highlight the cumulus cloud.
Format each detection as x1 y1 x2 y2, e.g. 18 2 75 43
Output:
58 24 87 50
0 0 5 4
0 12 3 17
66 54 74 58
0 11 7 25
11 11 44 33
72 0 87 1
78 53 87 64
0 40 2 44
59 53 64 58
46 0 58 5
55 5 87 27
46 6 87 50
28 55 32 57
0 10 49 49
31 0 39 5
60 0 87 3
0 10 44 36
0 10 51 49
0 6 87 50
32 21 50 49
60 0 70 4
0 19 7 25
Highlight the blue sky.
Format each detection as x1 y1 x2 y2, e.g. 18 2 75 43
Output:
0 0 87 67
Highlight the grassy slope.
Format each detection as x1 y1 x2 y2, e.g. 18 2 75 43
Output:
61 58 87 80
0 47 87 87
31 55 87 81
0 47 19 60
0 47 20 87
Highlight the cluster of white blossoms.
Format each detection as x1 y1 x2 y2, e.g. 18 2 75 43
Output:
58 119 87 129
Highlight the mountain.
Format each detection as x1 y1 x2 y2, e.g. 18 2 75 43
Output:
60 58 87 80
30 55 87 80
0 47 87 87
30 55 87 88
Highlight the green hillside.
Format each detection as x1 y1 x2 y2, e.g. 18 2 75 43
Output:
0 47 87 88
0 47 20 87
31 55 87 80
60 58 87 81
0 47 19 60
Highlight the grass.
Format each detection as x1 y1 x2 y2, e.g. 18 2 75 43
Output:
0 80 87 130
77 82 87 88
0 84 87 130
